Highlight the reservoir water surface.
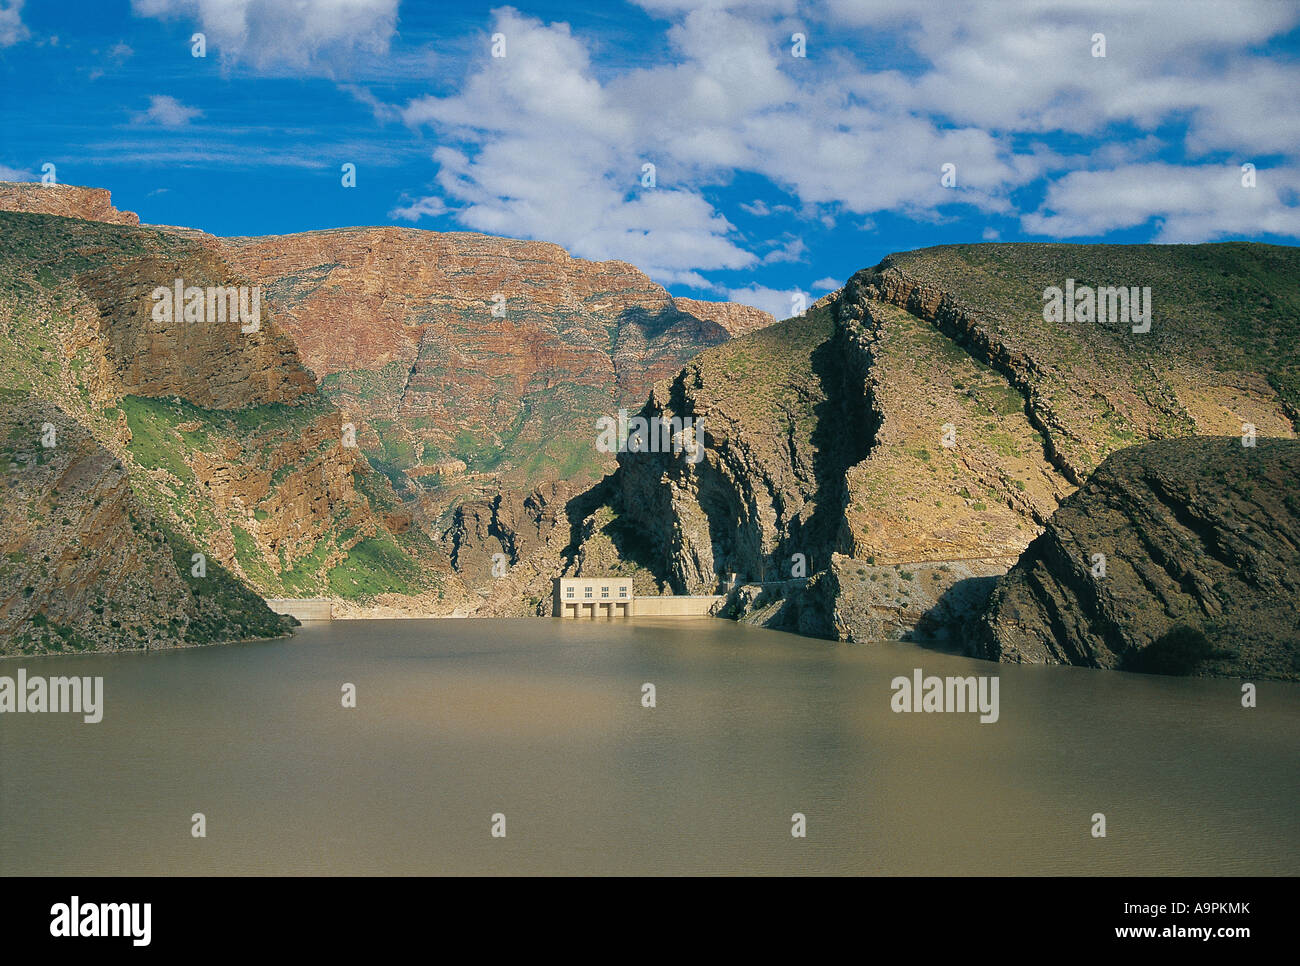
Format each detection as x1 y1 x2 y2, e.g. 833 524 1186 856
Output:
2 618 1296 875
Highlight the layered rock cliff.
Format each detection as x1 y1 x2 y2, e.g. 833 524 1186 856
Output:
219 227 772 493
0 183 775 627
978 438 1300 680
567 242 1299 641
0 206 460 652
0 182 140 227
217 225 773 610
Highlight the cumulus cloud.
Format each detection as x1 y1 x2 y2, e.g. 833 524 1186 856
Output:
811 276 842 291
389 196 449 221
392 1 1300 288
835 0 1300 155
400 9 759 286
130 0 398 72
395 6 1036 286
0 0 28 47
1023 163 1300 242
726 284 809 321
131 94 203 127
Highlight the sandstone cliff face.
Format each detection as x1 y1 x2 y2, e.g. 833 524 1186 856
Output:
671 297 775 338
216 225 774 615
77 248 315 409
219 228 774 500
0 182 140 226
978 438 1300 680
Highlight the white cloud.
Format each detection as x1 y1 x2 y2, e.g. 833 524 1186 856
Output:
391 1 1300 289
0 0 28 47
131 95 203 127
130 0 398 72
0 163 34 181
396 6 1036 287
726 284 809 321
389 196 448 221
1023 163 1300 241
811 276 841 291
399 9 758 286
761 236 808 264
832 0 1300 155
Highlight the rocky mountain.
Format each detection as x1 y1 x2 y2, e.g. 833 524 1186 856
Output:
0 183 775 640
218 228 768 491
978 438 1300 681
4 183 1295 663
561 242 1299 641
216 226 772 605
0 204 464 653
0 390 292 654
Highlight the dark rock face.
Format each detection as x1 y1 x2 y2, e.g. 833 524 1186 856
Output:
978 438 1300 680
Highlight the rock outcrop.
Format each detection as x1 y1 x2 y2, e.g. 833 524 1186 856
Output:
978 438 1300 680
671 296 775 338
565 242 1299 642
0 182 140 226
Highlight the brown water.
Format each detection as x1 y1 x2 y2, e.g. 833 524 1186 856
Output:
1 618 1296 875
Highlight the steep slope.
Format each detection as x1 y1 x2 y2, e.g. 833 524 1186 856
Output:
0 183 775 621
566 242 1299 640
858 243 1299 482
0 391 292 654
217 225 774 610
0 208 460 652
978 438 1300 680
219 228 771 495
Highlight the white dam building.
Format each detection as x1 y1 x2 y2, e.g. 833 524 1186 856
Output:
554 577 634 618
553 577 725 619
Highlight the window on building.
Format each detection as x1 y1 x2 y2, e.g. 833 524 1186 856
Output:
584 587 592 599
565 587 574 599
601 586 609 598
618 586 628 598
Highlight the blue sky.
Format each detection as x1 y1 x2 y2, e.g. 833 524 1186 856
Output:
2 0 1299 317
